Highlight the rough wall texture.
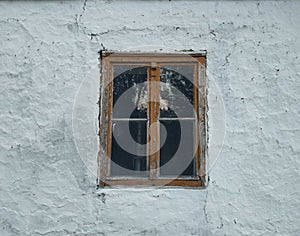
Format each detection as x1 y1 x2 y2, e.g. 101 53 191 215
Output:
0 1 299 235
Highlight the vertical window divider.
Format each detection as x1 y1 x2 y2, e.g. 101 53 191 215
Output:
148 63 160 180
194 64 200 178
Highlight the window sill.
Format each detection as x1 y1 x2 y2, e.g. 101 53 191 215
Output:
100 178 206 188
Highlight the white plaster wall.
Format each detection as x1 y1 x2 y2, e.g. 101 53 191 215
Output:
0 1 299 235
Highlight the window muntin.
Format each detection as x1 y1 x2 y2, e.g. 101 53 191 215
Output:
99 53 206 187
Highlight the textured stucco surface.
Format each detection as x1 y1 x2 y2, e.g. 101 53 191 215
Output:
0 1 300 235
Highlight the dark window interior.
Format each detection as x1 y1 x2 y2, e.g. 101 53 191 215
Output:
111 120 147 176
110 66 196 177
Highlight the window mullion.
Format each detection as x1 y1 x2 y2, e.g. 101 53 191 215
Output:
148 63 160 179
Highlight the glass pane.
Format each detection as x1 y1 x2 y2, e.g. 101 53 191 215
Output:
159 120 196 176
110 120 147 176
160 66 195 118
113 66 148 119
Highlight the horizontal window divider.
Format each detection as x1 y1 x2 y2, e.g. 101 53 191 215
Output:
159 117 197 121
157 176 200 180
111 118 148 121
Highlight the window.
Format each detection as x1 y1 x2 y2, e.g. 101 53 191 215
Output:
98 52 206 187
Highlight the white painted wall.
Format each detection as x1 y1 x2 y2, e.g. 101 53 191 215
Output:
0 1 299 235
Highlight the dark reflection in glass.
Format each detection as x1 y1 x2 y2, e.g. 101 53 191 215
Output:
111 121 147 176
159 120 196 176
160 66 195 118
110 65 197 178
113 66 148 118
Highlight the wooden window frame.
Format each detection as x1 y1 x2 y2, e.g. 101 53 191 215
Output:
98 51 207 188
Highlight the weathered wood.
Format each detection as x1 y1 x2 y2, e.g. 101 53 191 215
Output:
148 65 160 179
98 57 112 187
103 179 203 187
194 64 201 178
198 57 207 185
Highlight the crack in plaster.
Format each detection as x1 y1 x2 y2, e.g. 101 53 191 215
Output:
79 0 87 20
88 26 152 40
223 53 232 66
74 0 88 33
203 190 209 224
